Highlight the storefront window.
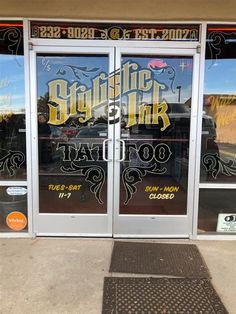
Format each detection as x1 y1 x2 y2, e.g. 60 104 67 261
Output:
198 189 236 233
201 25 236 183
0 21 26 181
199 25 236 235
0 21 27 233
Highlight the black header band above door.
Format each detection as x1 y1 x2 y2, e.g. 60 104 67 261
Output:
30 21 199 42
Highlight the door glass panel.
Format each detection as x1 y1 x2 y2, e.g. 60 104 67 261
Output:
119 55 193 215
37 54 109 213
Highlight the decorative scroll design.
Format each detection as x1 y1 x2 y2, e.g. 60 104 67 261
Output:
56 65 100 81
60 163 105 204
0 27 22 59
0 150 25 176
207 31 235 68
202 153 236 179
148 60 176 93
161 65 176 93
122 164 166 205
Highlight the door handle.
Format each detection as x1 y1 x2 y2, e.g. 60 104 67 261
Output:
116 139 126 162
102 139 112 161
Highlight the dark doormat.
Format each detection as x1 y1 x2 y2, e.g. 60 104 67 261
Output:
109 242 211 278
102 277 228 314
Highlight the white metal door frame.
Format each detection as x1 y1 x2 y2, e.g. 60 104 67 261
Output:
29 41 200 237
113 46 200 238
30 45 115 236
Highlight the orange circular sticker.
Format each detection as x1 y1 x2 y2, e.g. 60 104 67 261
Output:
6 211 27 231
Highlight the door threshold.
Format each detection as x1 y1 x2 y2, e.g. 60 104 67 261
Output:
113 234 190 239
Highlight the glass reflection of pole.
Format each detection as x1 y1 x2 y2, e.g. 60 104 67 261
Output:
177 86 181 103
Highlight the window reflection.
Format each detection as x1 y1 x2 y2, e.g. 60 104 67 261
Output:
37 54 109 213
201 25 236 183
0 22 26 181
119 56 193 215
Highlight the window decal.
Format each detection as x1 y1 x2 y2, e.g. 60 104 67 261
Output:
0 150 25 177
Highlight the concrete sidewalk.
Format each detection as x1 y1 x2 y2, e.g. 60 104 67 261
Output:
0 239 235 314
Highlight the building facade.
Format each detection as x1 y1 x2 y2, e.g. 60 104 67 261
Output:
0 2 236 238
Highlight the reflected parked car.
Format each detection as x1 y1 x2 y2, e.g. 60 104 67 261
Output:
76 123 108 138
124 102 218 154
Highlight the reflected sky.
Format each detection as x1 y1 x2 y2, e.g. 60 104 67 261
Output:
0 55 25 112
37 54 109 121
37 54 109 97
122 56 193 104
2 51 236 115
205 59 236 94
37 54 193 106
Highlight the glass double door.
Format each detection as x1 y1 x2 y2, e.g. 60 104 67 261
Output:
30 45 199 237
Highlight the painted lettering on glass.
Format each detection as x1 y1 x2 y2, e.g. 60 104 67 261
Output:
47 61 171 131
